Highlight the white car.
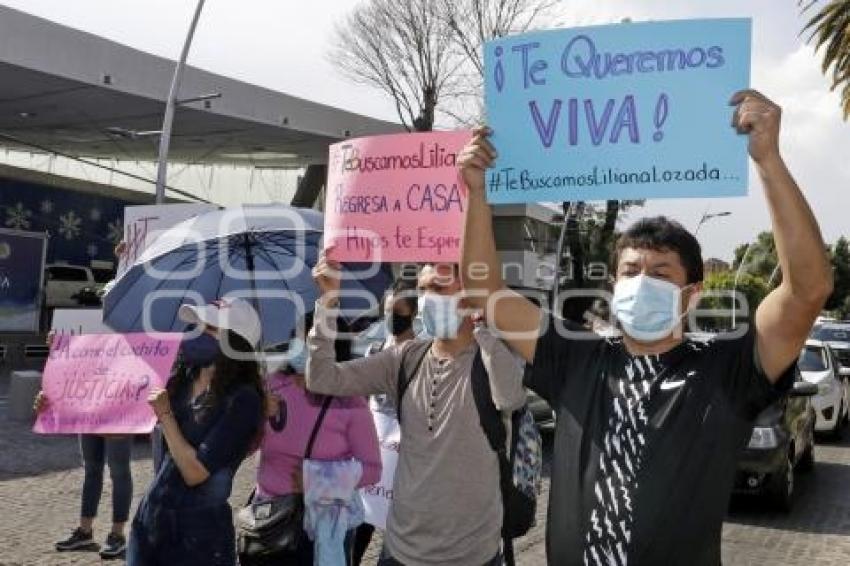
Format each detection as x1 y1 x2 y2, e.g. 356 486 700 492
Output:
799 339 850 437
811 322 850 372
44 264 96 308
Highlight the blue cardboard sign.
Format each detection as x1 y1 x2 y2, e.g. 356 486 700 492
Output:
484 18 751 203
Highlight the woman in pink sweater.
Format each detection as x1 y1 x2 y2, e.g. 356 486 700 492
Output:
242 313 381 566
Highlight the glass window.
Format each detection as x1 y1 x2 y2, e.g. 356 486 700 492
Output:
811 325 850 342
798 345 829 372
47 266 88 281
493 218 526 251
91 268 114 283
493 217 560 254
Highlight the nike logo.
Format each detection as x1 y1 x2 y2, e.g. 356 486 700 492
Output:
660 371 696 390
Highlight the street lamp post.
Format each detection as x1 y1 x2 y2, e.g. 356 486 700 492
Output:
767 263 781 288
155 0 207 204
695 210 732 235
731 242 754 329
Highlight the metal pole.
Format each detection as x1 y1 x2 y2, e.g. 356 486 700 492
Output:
695 211 731 236
731 242 754 328
551 202 571 313
155 0 207 204
767 263 781 288
694 205 711 235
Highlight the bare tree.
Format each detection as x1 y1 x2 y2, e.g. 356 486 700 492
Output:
330 0 460 132
329 0 558 131
440 0 559 76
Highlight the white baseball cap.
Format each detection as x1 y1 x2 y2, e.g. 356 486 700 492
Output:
178 297 262 348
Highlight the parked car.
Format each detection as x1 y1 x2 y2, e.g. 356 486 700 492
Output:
735 369 817 511
799 339 850 437
44 264 96 308
810 321 850 371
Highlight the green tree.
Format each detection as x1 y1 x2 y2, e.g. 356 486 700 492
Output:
699 271 771 330
827 236 850 310
702 271 771 311
800 1 850 119
732 231 778 281
838 295 850 319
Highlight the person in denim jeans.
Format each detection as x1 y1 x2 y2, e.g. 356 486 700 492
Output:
127 298 265 566
35 335 133 559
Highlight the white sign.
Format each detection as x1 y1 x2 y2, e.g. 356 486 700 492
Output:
360 410 401 530
51 309 113 335
117 203 217 275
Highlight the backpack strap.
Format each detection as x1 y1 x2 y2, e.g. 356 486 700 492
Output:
470 348 508 455
395 340 432 423
470 348 518 564
304 396 333 459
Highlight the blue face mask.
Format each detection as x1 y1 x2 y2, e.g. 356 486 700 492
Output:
286 337 308 375
418 293 463 339
181 332 220 368
612 275 689 343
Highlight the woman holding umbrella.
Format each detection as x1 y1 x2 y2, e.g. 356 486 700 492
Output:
126 298 265 566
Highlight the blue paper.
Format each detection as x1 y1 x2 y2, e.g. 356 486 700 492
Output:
484 18 752 203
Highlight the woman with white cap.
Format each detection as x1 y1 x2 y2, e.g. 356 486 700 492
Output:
126 297 265 566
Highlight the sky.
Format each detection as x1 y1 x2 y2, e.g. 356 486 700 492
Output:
1 0 848 262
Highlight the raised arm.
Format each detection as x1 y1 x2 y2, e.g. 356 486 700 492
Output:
474 325 527 411
148 386 261 487
306 252 398 397
732 90 833 382
459 128 543 363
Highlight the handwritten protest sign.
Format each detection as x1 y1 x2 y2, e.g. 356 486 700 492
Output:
361 411 400 530
118 203 217 275
325 131 471 262
484 18 751 203
34 333 181 435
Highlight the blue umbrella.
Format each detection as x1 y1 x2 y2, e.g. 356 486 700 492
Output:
102 203 392 347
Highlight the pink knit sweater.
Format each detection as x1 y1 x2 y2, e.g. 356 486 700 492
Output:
256 372 381 498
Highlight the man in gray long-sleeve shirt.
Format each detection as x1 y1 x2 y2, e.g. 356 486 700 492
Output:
308 260 526 566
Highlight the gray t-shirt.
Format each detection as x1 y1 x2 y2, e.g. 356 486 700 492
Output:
306 302 526 566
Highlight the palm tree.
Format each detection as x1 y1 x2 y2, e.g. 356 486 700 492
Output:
800 1 850 119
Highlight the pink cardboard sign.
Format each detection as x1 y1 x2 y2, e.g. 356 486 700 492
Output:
34 333 182 435
325 130 472 262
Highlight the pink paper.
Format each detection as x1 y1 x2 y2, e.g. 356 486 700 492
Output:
325 130 472 262
34 333 182 435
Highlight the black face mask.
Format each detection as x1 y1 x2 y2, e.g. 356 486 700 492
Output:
181 332 220 368
387 312 414 336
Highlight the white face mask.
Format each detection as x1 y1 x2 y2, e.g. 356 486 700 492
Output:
285 337 308 374
418 293 463 339
612 275 690 343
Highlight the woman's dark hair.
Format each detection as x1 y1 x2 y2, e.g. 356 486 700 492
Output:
168 330 264 422
386 279 418 315
283 311 352 374
612 216 704 284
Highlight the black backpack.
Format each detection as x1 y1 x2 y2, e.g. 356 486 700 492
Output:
396 339 542 566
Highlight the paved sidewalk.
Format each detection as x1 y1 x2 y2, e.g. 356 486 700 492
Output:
1 407 849 565
0 413 551 566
